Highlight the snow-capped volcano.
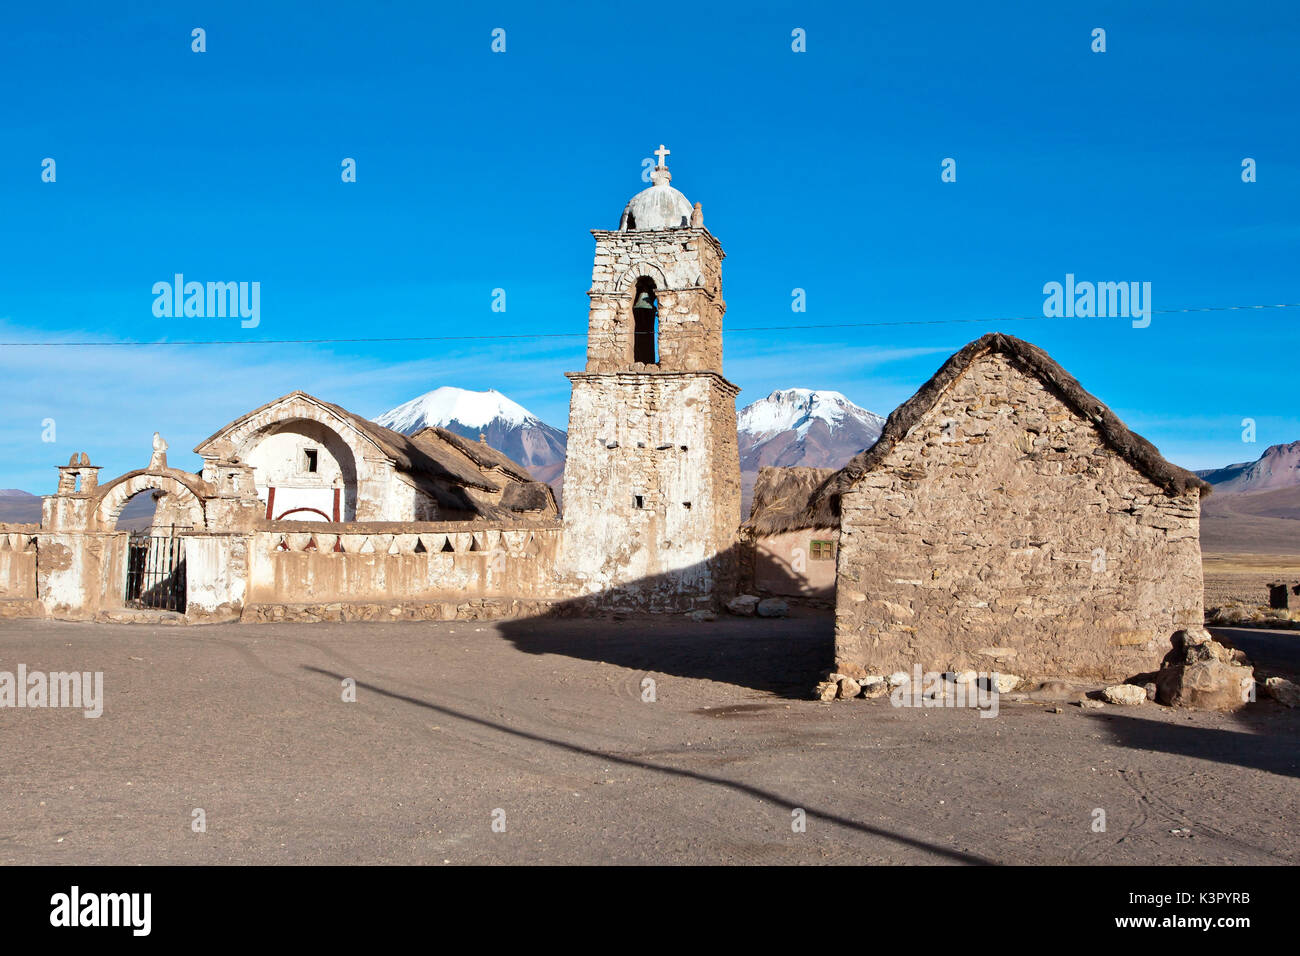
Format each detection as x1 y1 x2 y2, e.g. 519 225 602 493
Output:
738 388 885 513
739 389 884 464
377 386 533 432
374 386 568 472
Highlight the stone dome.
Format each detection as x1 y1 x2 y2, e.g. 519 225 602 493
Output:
619 168 694 231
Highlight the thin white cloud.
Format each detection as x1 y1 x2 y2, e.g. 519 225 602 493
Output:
0 318 581 491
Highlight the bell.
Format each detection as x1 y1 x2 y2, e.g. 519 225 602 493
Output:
633 291 654 313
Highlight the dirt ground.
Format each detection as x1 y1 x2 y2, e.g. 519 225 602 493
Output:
1203 553 1300 608
1 613 1297 865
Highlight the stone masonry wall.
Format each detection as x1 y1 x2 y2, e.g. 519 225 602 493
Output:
245 525 564 610
708 372 742 598
585 228 724 373
0 528 38 604
834 352 1203 681
562 372 740 609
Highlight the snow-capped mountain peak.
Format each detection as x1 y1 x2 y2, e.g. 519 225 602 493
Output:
737 388 885 514
375 386 537 434
373 386 568 474
738 388 884 441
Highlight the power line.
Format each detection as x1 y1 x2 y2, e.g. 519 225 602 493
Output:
2 303 1297 348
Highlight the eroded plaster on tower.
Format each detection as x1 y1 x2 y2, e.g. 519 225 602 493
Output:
561 157 742 609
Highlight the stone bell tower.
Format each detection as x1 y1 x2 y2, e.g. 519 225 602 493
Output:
562 147 741 609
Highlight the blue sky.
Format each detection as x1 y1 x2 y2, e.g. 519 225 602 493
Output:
2 0 1297 492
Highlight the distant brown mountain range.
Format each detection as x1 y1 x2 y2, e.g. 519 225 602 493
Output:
0 488 156 529
1197 441 1300 554
1197 440 1300 493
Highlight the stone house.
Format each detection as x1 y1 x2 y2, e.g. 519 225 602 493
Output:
801 332 1210 681
740 467 838 600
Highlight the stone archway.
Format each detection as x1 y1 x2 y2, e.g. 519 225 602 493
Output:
92 471 209 531
613 260 669 294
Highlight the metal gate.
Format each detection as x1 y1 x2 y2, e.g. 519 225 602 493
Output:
124 528 189 612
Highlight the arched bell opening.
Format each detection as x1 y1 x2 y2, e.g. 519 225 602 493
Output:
632 277 658 365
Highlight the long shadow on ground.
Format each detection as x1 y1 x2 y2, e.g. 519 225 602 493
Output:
497 612 835 700
304 665 994 864
1089 705 1300 779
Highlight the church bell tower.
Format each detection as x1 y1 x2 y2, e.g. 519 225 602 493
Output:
562 147 741 609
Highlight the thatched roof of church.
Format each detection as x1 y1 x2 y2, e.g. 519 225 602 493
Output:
408 427 556 516
786 333 1210 532
501 480 556 513
410 426 534 485
310 399 498 491
743 467 838 535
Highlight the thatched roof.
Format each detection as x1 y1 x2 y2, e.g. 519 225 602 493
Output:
408 428 555 515
743 466 838 535
314 399 497 491
410 426 534 484
797 333 1211 529
501 480 556 513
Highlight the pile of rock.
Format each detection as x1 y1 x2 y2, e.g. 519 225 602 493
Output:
814 670 893 701
725 594 789 618
813 667 1021 701
1263 676 1300 707
683 595 793 622
1155 627 1254 711
808 629 1294 712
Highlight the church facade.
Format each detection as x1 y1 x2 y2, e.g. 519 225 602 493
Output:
0 151 741 623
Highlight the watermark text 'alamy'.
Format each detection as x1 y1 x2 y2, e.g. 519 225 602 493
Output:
1043 274 1151 328
152 274 259 328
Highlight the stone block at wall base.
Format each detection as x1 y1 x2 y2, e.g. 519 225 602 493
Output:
1155 627 1255 711
96 608 187 626
240 600 558 625
185 603 244 625
0 599 43 620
